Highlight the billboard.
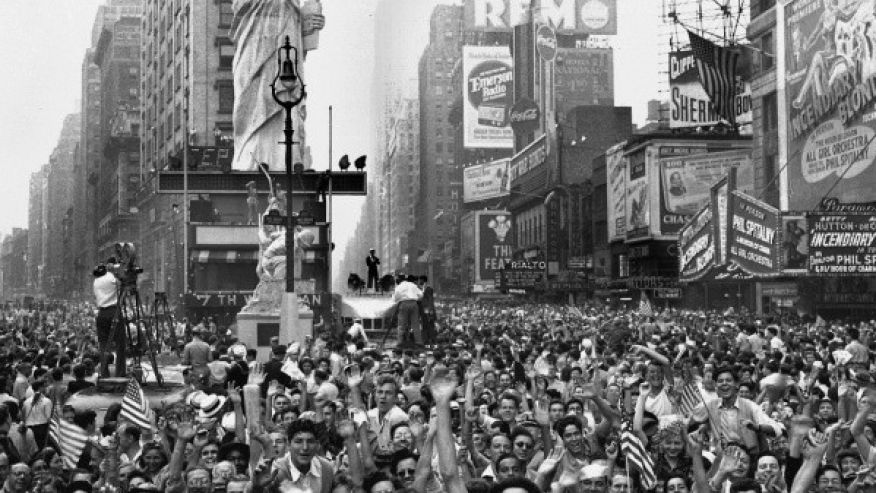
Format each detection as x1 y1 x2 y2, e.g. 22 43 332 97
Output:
659 150 754 235
728 191 781 276
475 211 515 283
606 143 627 242
465 0 617 35
678 205 714 282
784 0 876 210
463 159 511 202
668 51 751 129
463 46 514 149
555 47 614 110
625 150 650 239
807 213 876 275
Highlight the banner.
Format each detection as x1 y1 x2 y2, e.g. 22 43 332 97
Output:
659 150 754 235
712 178 730 265
625 150 650 239
728 191 781 276
668 51 751 128
784 0 876 210
465 0 617 35
496 260 546 290
606 144 627 242
463 159 511 202
555 47 614 110
807 213 876 275
463 46 514 149
476 212 514 282
678 205 714 282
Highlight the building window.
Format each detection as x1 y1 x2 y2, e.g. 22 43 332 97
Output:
219 41 234 70
763 92 777 131
761 31 774 70
219 1 234 28
217 80 234 114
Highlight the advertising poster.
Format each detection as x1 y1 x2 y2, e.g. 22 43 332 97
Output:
476 212 515 283
712 179 729 265
668 51 752 128
784 0 876 210
555 47 614 110
606 144 627 242
659 150 754 235
807 213 876 275
728 191 782 276
463 159 511 202
465 0 618 35
626 150 649 239
678 205 714 282
463 46 514 149
781 215 809 273
496 260 546 290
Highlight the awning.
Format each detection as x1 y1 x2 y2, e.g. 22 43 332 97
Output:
190 250 259 263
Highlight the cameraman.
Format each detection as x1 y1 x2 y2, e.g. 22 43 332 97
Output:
93 260 126 378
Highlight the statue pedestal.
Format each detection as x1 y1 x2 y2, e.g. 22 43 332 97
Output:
236 279 313 360
236 309 313 362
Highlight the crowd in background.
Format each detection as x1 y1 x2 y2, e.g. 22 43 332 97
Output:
0 298 871 493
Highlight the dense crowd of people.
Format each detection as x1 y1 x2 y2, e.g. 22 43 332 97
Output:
0 299 872 493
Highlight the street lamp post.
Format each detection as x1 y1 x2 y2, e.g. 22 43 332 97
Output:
270 36 306 340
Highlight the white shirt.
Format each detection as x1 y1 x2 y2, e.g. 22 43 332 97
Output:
367 405 409 450
393 281 423 303
282 455 324 492
93 272 119 308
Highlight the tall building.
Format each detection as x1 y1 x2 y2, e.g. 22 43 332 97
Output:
137 0 258 322
27 167 46 295
1 229 28 300
415 4 465 291
94 15 142 264
44 114 81 298
72 0 142 296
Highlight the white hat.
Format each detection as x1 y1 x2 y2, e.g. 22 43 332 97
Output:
287 342 301 354
197 394 228 420
580 464 608 480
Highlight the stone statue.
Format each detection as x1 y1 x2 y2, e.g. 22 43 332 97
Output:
240 184 310 314
245 180 258 225
230 0 325 171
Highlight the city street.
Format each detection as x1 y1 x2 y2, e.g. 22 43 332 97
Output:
0 1 875 492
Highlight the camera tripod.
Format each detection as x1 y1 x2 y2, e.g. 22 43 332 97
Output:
101 282 164 386
152 292 175 354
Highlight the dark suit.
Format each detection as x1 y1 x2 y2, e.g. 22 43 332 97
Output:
420 285 436 344
366 254 380 289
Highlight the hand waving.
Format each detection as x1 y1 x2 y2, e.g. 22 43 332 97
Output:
337 420 356 440
346 364 363 388
537 445 564 476
226 382 242 405
248 363 266 386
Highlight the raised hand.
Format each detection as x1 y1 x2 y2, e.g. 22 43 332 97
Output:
605 440 619 461
248 363 266 386
577 383 598 400
465 364 482 382
226 382 242 405
686 428 705 455
474 342 484 354
538 445 564 476
337 420 356 440
533 400 551 426
346 364 363 388
176 418 197 442
409 416 426 439
429 371 457 403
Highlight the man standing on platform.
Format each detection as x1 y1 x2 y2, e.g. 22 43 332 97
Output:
418 276 436 347
93 261 126 378
393 275 423 347
366 248 380 291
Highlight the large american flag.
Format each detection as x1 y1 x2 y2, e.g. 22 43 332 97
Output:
687 30 739 125
120 377 154 430
621 420 657 489
48 415 88 469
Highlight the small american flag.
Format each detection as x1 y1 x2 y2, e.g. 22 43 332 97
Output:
120 377 154 430
687 30 739 125
48 415 88 469
677 382 703 416
621 420 657 489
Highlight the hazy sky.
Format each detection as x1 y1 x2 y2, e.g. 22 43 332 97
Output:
0 0 661 271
